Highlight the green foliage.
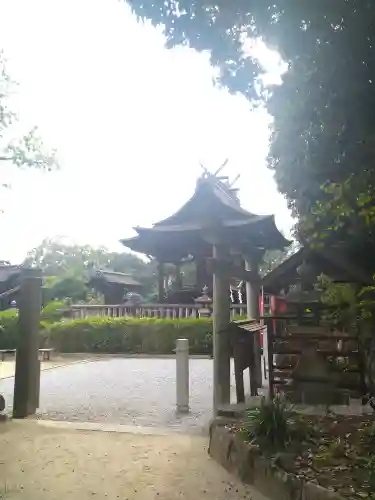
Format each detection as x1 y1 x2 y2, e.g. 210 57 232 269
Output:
242 396 292 451
40 300 68 323
24 238 159 303
127 0 375 273
46 276 88 303
317 275 358 328
259 243 300 277
44 317 212 354
0 312 213 354
0 309 19 349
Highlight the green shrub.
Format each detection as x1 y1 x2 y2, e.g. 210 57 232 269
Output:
0 311 213 354
242 396 292 451
44 317 212 354
40 300 68 323
0 309 19 349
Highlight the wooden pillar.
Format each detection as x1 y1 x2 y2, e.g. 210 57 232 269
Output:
157 262 165 302
212 244 231 414
175 263 183 290
196 257 209 291
245 255 262 395
13 268 42 418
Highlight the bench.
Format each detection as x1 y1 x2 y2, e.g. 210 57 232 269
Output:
0 348 54 361
0 349 16 361
38 348 54 361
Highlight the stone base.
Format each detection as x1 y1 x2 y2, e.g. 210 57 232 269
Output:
285 384 349 406
208 418 345 500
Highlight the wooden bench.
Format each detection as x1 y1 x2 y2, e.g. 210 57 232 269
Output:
0 348 54 361
39 348 54 361
0 349 16 361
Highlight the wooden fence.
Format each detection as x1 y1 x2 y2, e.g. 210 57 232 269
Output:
68 303 248 320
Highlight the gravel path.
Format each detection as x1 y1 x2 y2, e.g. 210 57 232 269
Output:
0 420 269 500
0 358 250 432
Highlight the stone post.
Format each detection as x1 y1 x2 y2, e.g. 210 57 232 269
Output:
13 268 42 418
212 244 231 414
176 338 189 413
157 261 165 302
245 255 262 394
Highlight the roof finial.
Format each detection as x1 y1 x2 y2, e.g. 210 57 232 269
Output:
213 158 228 177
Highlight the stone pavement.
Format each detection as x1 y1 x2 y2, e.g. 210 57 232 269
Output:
0 358 251 433
0 419 269 500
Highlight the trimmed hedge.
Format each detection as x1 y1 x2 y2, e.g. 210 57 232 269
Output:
0 309 20 349
44 317 213 354
0 312 213 354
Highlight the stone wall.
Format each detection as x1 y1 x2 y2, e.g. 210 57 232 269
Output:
208 418 345 500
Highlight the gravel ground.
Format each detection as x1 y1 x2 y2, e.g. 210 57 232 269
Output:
0 358 250 433
0 420 270 500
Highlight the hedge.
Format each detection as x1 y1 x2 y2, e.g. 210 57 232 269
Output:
0 312 213 355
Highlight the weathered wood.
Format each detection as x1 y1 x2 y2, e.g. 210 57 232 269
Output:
157 262 165 302
207 258 261 284
244 256 262 394
212 244 231 413
265 319 275 400
13 268 42 418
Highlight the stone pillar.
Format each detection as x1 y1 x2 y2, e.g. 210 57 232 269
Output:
13 268 42 418
176 338 189 413
212 244 231 414
157 262 165 302
245 255 262 394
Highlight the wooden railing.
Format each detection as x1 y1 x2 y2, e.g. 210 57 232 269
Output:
68 303 248 320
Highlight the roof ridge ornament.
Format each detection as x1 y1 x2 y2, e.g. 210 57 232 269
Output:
199 159 240 192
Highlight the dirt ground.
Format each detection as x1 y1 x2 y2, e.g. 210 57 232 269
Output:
0 420 269 500
0 357 90 379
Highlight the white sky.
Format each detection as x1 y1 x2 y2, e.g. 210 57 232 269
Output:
0 0 292 263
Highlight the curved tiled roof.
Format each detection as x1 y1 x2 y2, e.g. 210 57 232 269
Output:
120 172 289 259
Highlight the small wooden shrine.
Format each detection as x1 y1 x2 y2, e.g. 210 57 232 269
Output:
121 166 289 413
88 269 142 305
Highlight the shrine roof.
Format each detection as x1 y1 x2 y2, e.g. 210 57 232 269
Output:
262 246 372 294
89 269 141 288
154 173 261 227
0 264 21 283
120 172 289 260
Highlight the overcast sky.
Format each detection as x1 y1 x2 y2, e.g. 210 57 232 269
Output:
0 0 292 263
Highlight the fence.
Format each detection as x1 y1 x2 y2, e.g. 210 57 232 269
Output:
68 303 248 320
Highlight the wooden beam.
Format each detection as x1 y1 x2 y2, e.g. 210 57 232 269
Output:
206 258 261 284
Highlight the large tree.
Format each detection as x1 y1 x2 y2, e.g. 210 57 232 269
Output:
127 1 375 269
23 238 157 302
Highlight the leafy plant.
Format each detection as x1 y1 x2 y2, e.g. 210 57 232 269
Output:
243 396 292 451
40 300 68 322
0 314 213 354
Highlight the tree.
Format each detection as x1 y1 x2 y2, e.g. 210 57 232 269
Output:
0 51 56 171
23 238 157 302
127 1 375 267
259 243 299 277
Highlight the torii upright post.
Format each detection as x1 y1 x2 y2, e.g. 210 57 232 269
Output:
212 244 231 415
245 255 262 395
13 268 42 418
